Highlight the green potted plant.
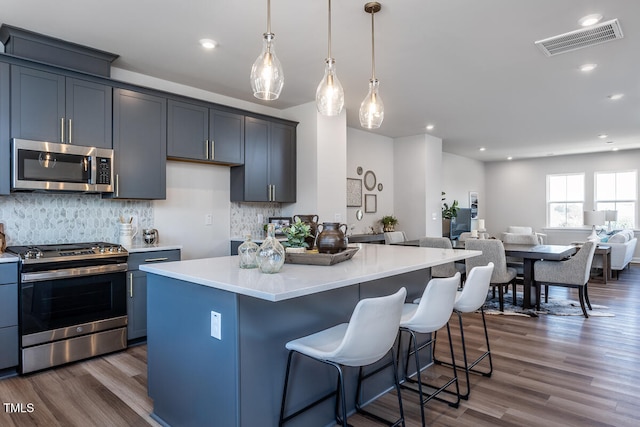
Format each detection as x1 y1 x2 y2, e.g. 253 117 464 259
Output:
441 192 459 237
282 218 312 253
380 215 399 232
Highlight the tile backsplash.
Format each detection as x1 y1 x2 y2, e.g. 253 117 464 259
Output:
0 193 153 246
230 202 282 239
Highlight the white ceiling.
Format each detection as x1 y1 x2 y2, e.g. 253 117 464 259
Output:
1 0 639 161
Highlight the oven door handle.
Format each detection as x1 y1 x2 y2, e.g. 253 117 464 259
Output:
21 263 129 283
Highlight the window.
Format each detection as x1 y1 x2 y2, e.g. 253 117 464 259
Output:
595 170 636 229
547 173 584 227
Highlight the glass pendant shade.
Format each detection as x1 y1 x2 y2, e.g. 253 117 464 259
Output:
316 58 344 116
359 79 384 129
250 33 284 100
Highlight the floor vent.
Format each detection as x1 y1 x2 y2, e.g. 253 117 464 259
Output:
535 19 623 57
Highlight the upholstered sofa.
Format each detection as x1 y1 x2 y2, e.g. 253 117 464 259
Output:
592 229 637 277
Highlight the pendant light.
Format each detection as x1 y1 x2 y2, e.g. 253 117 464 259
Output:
316 0 345 116
250 0 284 100
359 2 384 129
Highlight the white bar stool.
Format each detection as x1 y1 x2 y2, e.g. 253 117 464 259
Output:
279 287 407 427
434 262 495 400
399 273 460 427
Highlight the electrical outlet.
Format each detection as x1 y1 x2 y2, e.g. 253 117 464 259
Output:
211 311 221 340
205 214 213 225
334 213 342 222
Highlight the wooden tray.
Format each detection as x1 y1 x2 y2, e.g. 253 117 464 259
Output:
285 247 359 266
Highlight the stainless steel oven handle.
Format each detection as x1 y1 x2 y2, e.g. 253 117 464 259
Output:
21 263 129 283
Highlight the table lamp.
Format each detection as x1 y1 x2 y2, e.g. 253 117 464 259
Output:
605 210 618 232
584 210 605 241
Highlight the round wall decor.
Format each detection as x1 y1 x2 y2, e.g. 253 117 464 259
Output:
357 166 363 175
378 183 383 191
364 170 377 191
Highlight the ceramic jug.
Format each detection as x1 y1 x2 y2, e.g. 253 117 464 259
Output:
118 223 138 248
294 214 319 249
316 222 348 254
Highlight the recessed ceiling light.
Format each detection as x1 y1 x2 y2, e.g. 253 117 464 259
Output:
598 134 608 139
507 156 513 161
426 124 434 131
479 147 486 152
579 63 597 72
579 14 603 27
612 147 619 151
199 39 217 49
608 93 624 100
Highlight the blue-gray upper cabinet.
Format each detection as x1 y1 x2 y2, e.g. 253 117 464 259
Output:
167 99 244 165
230 116 297 203
0 262 19 370
0 62 9 196
10 65 112 148
111 88 167 200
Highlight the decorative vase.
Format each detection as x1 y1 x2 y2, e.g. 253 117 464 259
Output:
294 214 319 250
257 224 285 274
238 234 259 269
383 224 395 232
316 222 348 254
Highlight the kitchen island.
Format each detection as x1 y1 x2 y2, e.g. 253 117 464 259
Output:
141 244 480 427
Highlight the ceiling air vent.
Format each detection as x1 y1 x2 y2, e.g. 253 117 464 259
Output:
534 19 623 57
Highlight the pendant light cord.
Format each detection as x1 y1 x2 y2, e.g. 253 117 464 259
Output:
267 0 272 34
328 0 332 58
370 9 376 80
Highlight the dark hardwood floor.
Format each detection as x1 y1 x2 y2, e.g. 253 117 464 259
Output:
2 266 640 427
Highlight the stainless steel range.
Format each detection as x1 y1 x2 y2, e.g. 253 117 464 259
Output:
5 242 128 374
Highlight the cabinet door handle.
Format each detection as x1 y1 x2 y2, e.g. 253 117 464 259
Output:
129 272 134 298
68 119 72 144
60 117 65 143
115 174 120 198
211 139 215 160
204 140 209 160
144 257 169 263
271 185 276 201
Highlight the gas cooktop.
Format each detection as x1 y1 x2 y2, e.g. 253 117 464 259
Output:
5 242 127 263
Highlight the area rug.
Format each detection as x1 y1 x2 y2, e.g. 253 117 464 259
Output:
482 292 615 317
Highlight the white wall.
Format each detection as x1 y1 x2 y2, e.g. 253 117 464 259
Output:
394 134 443 239
346 128 395 234
154 161 230 260
442 152 486 229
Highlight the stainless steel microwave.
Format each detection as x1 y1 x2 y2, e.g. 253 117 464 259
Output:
11 138 114 193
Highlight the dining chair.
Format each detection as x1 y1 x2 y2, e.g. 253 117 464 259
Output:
279 288 406 427
419 237 466 281
384 231 407 244
533 241 597 318
399 273 460 427
500 232 539 284
433 263 495 400
464 239 517 311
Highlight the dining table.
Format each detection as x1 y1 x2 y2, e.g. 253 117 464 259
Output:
395 239 577 308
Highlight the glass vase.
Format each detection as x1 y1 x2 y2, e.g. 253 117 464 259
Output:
238 234 259 269
257 224 285 274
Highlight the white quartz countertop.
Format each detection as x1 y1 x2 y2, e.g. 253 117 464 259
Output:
140 244 480 302
0 253 19 263
127 244 182 253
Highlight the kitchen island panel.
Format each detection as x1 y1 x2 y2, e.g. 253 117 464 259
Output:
147 275 239 427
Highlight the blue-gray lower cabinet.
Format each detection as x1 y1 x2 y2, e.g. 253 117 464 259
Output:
126 250 181 341
0 262 19 370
